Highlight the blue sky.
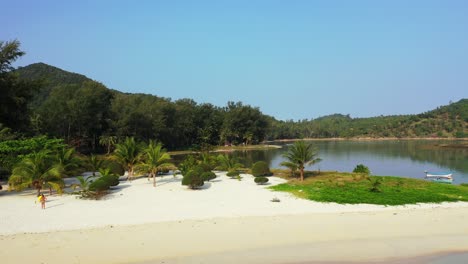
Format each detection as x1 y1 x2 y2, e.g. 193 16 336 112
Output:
3 0 467 120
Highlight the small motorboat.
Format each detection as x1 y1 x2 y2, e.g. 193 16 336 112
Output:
424 171 453 183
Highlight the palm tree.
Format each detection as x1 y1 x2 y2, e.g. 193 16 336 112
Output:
282 141 321 181
55 147 82 177
113 137 142 181
279 161 298 178
88 154 104 176
99 135 117 155
72 175 94 193
216 154 243 171
8 151 64 195
135 140 174 187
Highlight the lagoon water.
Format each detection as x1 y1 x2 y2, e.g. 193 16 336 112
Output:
227 140 468 184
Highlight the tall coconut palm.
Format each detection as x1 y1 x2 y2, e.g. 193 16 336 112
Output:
113 137 142 181
136 140 174 187
8 151 64 195
99 135 117 155
282 141 321 181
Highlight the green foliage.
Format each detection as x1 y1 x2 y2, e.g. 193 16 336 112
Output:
0 136 66 173
72 176 93 192
55 147 82 177
201 171 216 181
8 151 64 195
103 159 125 176
282 141 321 181
6 60 467 155
254 176 269 185
220 101 269 145
99 135 117 155
181 167 205 189
88 170 119 193
88 178 111 193
113 137 143 180
179 155 198 176
279 161 298 177
226 170 240 178
251 161 273 177
135 140 174 186
1 40 41 131
88 155 104 176
216 154 243 171
270 172 468 205
368 177 383 192
353 164 370 175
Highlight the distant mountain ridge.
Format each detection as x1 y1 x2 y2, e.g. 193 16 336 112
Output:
16 62 92 86
16 62 467 140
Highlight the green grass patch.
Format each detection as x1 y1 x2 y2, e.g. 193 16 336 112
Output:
269 171 468 205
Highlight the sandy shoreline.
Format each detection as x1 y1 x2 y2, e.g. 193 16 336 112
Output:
1 173 468 263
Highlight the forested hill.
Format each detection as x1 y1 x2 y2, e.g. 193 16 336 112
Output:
15 63 96 108
6 62 468 153
16 62 91 86
270 100 467 139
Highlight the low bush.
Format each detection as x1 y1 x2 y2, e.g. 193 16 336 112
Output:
353 164 370 175
254 176 269 185
88 174 119 193
226 170 239 178
101 175 120 187
251 161 273 177
182 168 204 189
104 160 125 176
201 171 216 181
89 178 111 193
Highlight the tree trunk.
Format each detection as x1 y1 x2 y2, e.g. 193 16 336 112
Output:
153 172 156 187
300 167 304 181
49 187 53 195
127 166 133 181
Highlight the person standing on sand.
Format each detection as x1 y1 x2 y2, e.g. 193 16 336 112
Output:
37 193 47 209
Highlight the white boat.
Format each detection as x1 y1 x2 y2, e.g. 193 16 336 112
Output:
424 171 453 183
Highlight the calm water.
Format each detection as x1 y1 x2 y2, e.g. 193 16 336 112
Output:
214 140 468 184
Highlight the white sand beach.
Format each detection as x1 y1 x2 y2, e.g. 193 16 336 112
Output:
1 173 468 264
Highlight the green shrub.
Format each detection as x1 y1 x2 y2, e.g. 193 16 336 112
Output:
353 164 370 175
461 183 468 187
368 177 383 193
201 171 216 181
251 161 273 177
226 170 239 178
89 178 111 193
181 169 205 189
254 176 269 185
101 175 120 187
198 162 213 173
104 160 125 176
179 155 198 176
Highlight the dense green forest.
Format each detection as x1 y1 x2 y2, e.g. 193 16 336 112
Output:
1 40 467 155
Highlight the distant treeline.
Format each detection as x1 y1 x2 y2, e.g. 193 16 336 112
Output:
1 41 467 154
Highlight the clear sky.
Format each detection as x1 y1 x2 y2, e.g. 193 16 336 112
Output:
3 0 467 120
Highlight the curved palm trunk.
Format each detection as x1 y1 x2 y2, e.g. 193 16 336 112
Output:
153 172 156 187
300 166 304 181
